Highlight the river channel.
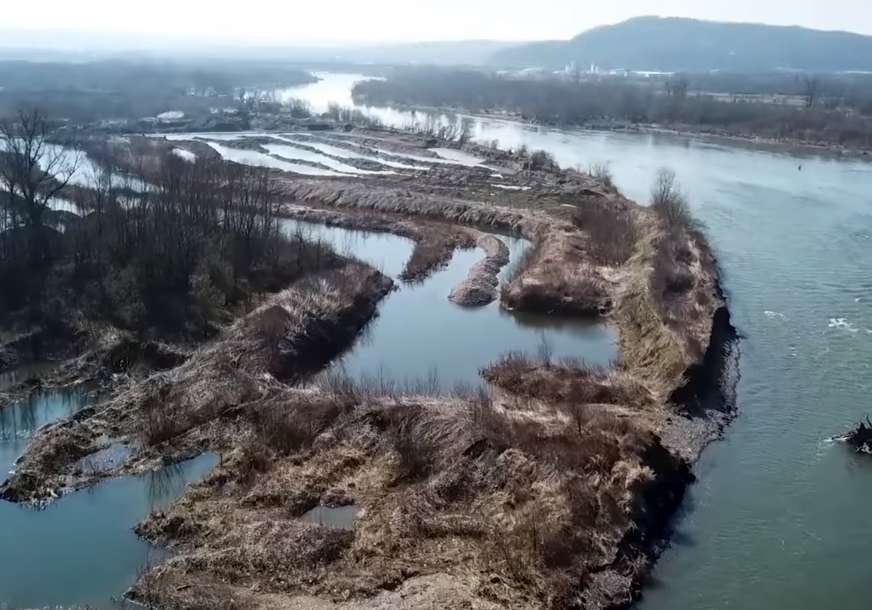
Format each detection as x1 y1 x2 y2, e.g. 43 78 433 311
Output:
277 72 872 610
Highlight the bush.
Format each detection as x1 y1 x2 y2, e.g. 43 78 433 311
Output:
141 387 186 446
526 150 557 171
251 401 345 455
587 162 616 191
572 201 639 265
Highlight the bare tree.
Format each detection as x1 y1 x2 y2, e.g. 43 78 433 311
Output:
650 168 680 207
801 74 821 108
537 332 554 369
0 108 79 265
665 75 689 100
650 168 697 231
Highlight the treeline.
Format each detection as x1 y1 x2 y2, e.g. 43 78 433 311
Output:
685 72 872 113
0 60 316 123
0 110 336 337
353 69 872 148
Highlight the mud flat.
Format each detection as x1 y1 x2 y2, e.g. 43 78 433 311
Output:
0 126 733 609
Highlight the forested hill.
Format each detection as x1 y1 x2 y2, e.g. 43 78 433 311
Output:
490 16 872 72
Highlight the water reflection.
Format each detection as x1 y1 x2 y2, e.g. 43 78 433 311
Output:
146 461 187 509
0 386 218 608
281 219 617 388
0 448 217 608
300 504 360 530
0 389 83 448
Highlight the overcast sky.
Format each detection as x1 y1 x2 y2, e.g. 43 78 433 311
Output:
4 0 872 44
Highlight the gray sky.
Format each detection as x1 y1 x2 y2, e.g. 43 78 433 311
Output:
4 0 872 43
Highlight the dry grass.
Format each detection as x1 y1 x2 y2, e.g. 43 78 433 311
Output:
482 352 653 408
116 138 723 610
250 399 348 456
502 261 611 316
141 387 186 446
572 200 640 266
133 371 689 609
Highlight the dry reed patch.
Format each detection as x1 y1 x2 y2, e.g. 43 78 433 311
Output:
482 352 653 409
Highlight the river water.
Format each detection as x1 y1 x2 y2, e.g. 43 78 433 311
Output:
277 73 872 610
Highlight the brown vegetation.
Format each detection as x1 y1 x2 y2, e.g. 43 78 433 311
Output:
482 352 653 409
133 375 689 610
0 122 729 610
570 198 639 266
0 262 393 503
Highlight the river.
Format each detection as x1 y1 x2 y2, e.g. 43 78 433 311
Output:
276 73 872 610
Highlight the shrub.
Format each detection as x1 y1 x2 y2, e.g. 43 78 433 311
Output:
572 201 639 265
587 161 616 191
650 168 696 231
141 388 186 446
391 411 435 481
527 149 557 171
250 401 345 455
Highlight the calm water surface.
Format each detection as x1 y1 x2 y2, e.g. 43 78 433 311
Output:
281 220 617 387
283 73 872 609
0 389 218 608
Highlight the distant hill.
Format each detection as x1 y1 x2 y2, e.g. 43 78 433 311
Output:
490 17 872 72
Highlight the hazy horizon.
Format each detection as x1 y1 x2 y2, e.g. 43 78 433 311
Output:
2 0 872 48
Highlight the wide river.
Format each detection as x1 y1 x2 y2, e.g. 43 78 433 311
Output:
276 73 872 609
